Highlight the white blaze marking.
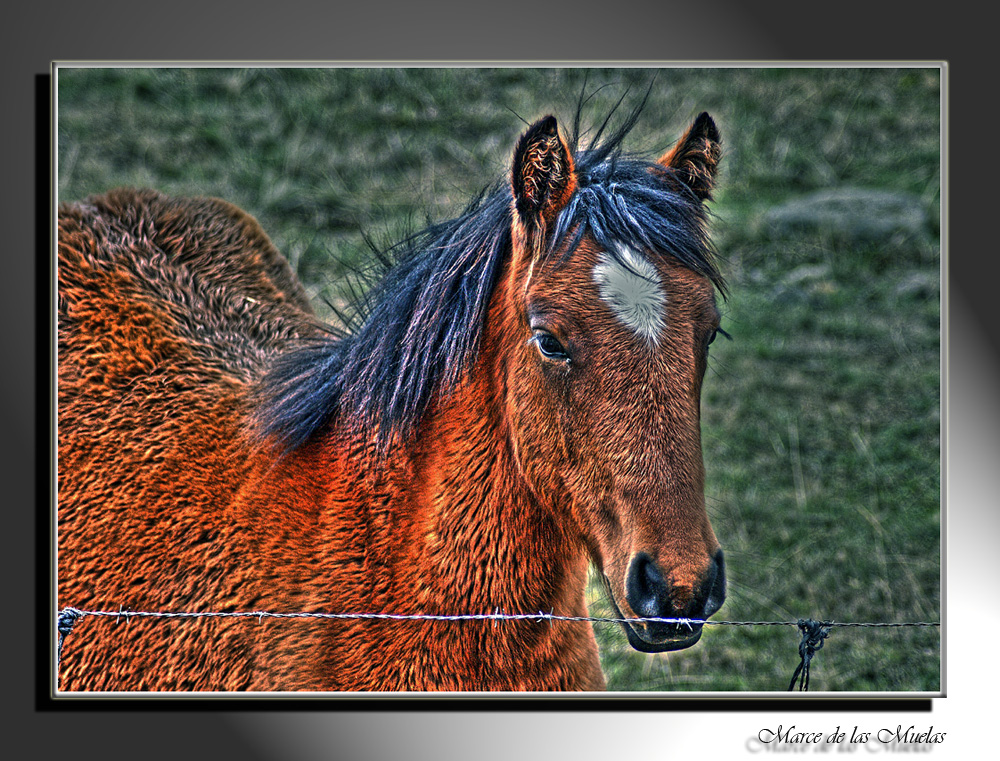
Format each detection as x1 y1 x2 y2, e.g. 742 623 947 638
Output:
592 245 667 344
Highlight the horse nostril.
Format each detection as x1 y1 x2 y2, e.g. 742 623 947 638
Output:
643 556 663 587
626 553 668 619
700 548 727 619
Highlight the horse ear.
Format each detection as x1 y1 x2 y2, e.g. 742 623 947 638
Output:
657 112 722 201
511 115 577 229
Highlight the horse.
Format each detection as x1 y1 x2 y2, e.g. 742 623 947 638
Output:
57 104 728 691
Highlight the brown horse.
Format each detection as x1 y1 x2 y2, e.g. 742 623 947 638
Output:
57 106 728 691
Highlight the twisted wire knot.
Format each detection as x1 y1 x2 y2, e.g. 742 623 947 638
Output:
58 607 83 635
788 618 831 691
56 607 85 670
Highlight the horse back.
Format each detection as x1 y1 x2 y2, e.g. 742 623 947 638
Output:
57 188 319 689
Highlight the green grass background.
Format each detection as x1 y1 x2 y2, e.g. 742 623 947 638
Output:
57 66 941 692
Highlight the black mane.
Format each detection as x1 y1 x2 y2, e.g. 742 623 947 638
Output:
253 103 724 454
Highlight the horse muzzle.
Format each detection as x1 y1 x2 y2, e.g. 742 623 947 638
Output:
605 548 726 653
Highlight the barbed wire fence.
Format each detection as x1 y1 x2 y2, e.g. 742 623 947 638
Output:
55 607 940 693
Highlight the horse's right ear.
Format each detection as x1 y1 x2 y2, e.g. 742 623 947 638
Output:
657 112 722 201
511 115 576 230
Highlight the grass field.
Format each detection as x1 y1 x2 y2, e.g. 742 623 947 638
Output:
56 66 941 692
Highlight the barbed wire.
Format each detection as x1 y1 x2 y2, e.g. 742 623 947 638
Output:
56 606 942 628
55 606 939 692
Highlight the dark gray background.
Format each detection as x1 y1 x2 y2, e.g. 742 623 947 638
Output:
10 1 992 758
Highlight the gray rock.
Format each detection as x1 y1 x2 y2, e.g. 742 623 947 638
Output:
761 188 931 247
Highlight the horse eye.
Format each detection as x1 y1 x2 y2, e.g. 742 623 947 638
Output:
532 331 570 362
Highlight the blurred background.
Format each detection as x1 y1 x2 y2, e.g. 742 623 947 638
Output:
56 66 941 692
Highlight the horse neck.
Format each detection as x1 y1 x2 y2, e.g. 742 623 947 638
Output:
396 346 590 618
334 264 590 620
245 266 603 686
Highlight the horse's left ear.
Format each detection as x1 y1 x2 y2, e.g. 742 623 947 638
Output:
511 115 577 230
657 112 722 201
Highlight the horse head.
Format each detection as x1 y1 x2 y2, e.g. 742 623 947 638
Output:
500 112 727 652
